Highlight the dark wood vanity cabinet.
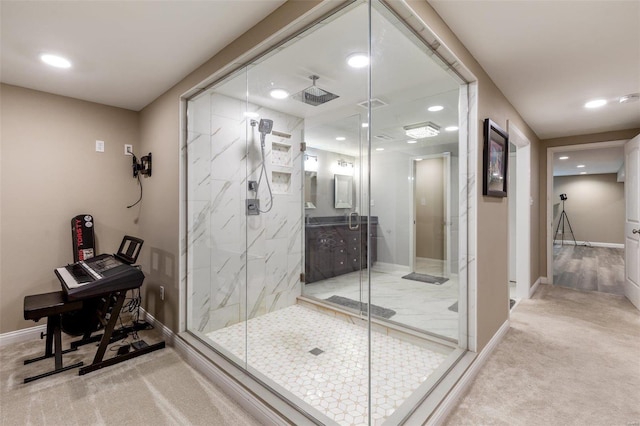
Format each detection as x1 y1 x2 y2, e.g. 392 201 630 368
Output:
305 220 377 284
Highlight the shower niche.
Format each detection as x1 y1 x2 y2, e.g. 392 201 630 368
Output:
271 142 292 194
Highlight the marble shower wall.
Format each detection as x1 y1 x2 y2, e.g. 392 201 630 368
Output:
187 92 304 334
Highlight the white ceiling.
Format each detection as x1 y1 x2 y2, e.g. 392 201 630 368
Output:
0 0 286 111
2 0 638 155
429 0 640 140
552 146 624 177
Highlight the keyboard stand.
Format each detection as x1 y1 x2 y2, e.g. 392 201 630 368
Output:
77 290 165 375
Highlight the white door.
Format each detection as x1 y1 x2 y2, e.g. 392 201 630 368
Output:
624 134 640 310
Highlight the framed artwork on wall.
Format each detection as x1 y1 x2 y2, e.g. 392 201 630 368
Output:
483 118 509 197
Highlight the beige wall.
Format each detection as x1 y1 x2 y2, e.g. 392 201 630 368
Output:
553 174 624 244
0 84 140 333
539 128 640 274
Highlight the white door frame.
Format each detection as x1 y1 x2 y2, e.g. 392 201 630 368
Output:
506 122 531 299
546 139 627 284
624 134 640 310
409 152 451 276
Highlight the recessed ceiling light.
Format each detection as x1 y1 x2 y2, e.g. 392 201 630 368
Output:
428 105 444 112
407 140 417 144
375 148 384 151
347 53 369 68
585 99 607 108
336 136 346 141
577 164 585 168
559 156 569 160
445 126 458 132
415 158 423 161
580 172 587 175
40 54 71 69
361 123 369 128
269 89 289 99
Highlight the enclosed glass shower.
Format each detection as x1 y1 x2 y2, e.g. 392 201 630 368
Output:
185 1 468 424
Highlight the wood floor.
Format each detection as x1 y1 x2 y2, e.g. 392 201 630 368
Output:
553 244 625 295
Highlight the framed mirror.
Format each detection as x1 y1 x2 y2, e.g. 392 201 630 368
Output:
304 171 317 209
334 174 353 208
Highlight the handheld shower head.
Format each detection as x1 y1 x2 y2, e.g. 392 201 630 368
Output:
258 119 273 135
258 119 273 147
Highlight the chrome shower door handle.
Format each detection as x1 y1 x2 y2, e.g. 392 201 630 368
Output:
348 212 359 230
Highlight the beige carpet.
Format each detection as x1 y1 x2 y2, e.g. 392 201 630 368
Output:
0 327 260 425
445 284 640 425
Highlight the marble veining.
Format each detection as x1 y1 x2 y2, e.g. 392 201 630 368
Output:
186 93 304 334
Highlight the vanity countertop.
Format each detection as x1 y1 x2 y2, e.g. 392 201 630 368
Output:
305 216 378 228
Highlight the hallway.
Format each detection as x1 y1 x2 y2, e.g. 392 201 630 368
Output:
445 284 640 424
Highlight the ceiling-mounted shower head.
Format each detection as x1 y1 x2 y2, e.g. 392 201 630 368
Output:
293 75 339 107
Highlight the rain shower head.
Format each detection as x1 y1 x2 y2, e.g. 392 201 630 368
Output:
293 75 339 107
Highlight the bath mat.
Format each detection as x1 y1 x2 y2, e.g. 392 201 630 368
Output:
324 295 396 319
402 272 449 285
448 299 515 312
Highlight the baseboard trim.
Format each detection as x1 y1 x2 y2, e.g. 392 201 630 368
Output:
568 241 624 249
530 277 542 298
427 319 511 425
0 324 46 348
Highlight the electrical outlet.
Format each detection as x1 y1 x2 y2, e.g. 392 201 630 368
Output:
160 286 165 301
125 144 133 156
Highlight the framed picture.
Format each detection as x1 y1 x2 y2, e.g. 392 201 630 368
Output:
483 119 509 197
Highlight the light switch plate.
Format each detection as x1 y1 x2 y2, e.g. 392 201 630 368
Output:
96 140 105 152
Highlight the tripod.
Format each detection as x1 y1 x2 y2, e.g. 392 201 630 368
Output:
553 198 577 246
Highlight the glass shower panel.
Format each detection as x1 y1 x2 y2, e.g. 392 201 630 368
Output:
367 2 462 342
185 1 469 423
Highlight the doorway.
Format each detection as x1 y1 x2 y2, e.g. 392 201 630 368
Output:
546 141 628 296
412 153 451 279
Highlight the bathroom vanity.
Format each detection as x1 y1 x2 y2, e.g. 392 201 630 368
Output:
304 216 378 284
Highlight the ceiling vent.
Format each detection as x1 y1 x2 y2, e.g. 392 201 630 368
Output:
374 134 393 141
292 75 339 106
357 98 388 109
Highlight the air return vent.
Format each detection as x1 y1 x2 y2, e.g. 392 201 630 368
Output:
357 98 388 109
374 134 393 141
292 75 339 106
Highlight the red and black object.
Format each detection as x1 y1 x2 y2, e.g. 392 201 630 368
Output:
71 215 95 262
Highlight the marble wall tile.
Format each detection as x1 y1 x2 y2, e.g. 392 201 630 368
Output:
189 266 211 332
187 92 304 332
265 239 289 294
187 94 211 134
207 304 242 333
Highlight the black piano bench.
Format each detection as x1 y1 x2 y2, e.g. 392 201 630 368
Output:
23 291 84 383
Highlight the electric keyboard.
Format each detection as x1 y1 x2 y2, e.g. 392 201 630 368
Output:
55 253 144 300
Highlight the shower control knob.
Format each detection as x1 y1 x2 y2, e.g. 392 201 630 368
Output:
633 228 640 234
